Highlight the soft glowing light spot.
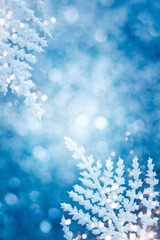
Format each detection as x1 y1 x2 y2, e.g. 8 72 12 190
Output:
105 235 111 240
29 191 40 202
94 116 107 129
24 92 29 97
14 86 19 92
3 51 8 57
12 28 17 32
91 223 95 228
131 225 137 231
133 119 145 132
43 20 48 26
94 29 107 43
155 209 160 214
65 219 71 225
130 233 136 240
100 201 105 206
40 221 52 233
12 34 17 39
129 150 134 155
82 234 87 239
20 22 25 28
111 151 116 157
99 222 104 228
147 210 152 216
6 11 13 19
138 212 143 218
0 18 5 25
64 7 79 24
125 131 131 136
33 146 50 162
108 219 112 224
115 184 119 189
30 203 40 210
5 193 18 205
139 194 143 200
106 187 110 193
113 194 117 200
4 63 8 68
14 100 19 105
8 11 13 16
111 203 117 209
106 198 111 203
41 94 48 102
152 201 157 206
76 114 89 128
51 17 56 23
10 74 15 80
6 78 11 84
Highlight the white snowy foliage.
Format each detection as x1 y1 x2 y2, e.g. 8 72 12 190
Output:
61 137 160 240
0 0 50 118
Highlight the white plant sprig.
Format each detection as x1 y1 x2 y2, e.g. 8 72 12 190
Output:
61 137 159 240
0 0 50 118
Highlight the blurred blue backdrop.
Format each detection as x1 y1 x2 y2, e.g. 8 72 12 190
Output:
0 0 160 239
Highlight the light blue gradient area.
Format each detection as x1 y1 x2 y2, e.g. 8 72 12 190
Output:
0 0 160 239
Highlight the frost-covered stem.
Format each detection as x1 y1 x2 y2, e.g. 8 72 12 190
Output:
86 158 122 234
120 156 142 236
64 137 122 234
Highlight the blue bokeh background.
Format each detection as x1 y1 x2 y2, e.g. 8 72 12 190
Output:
0 0 160 239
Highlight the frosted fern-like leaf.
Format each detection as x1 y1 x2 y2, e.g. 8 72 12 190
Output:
0 0 50 119
61 137 160 240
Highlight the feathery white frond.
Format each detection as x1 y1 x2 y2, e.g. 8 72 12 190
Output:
62 138 160 240
0 0 49 118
